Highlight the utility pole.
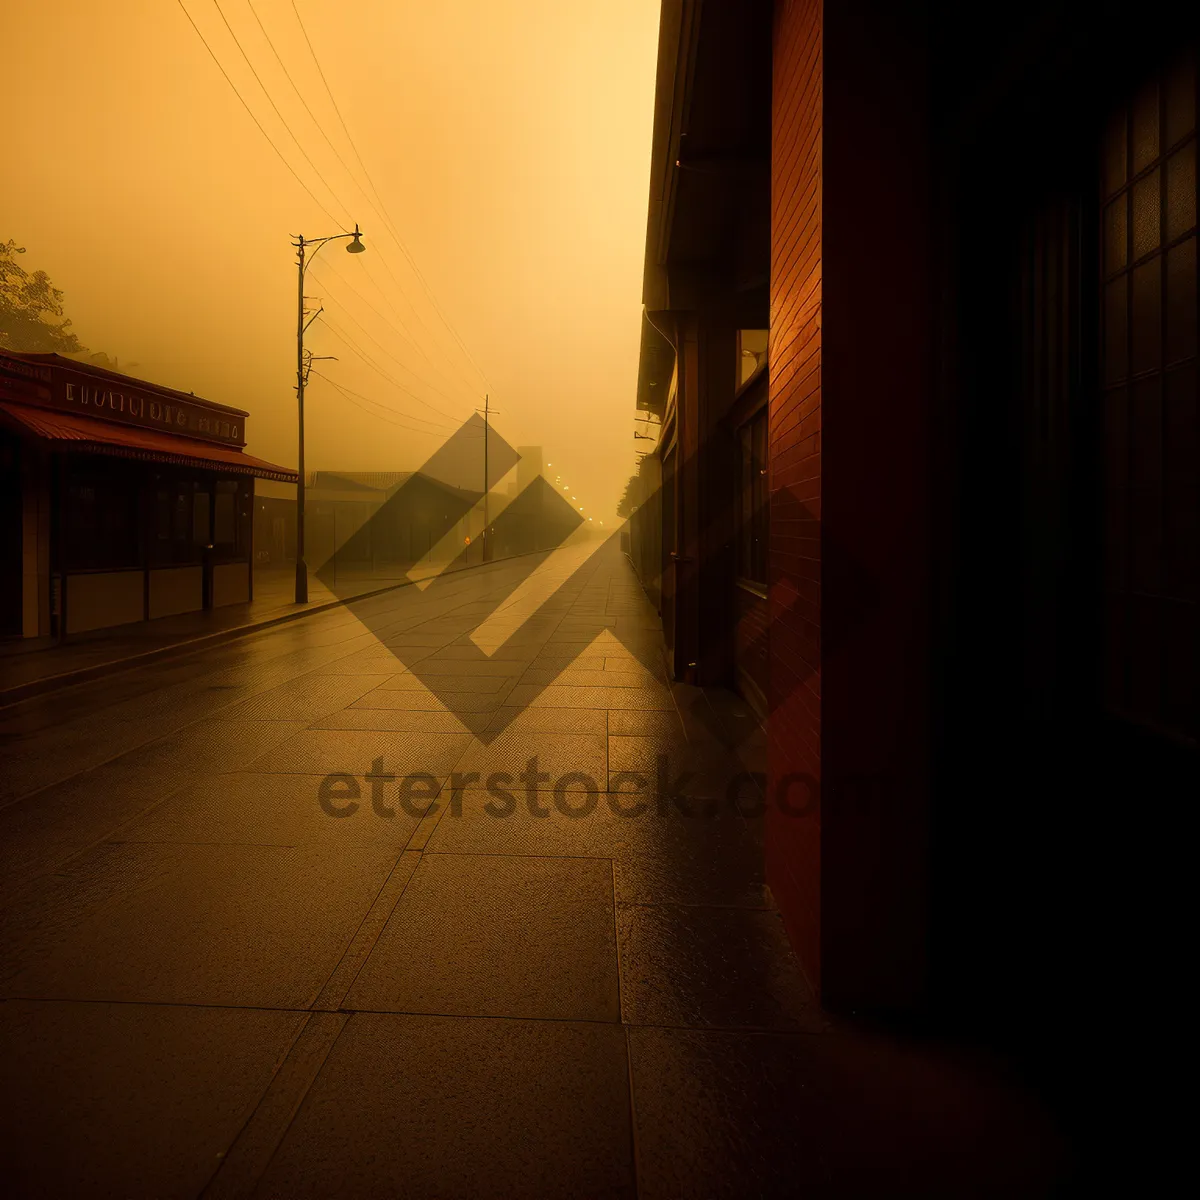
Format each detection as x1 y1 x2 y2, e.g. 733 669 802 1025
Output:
296 236 308 603
476 394 498 562
292 225 365 604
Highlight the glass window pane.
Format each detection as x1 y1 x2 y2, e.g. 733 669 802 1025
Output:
1132 168 1161 259
193 491 211 545
1131 258 1163 375
1104 194 1128 273
1166 236 1197 364
1165 142 1196 241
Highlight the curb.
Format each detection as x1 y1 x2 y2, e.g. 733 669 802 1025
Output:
0 547 559 710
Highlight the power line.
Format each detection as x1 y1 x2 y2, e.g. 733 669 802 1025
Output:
175 0 342 226
185 0 490 413
237 0 487 405
245 0 450 382
245 0 376 208
246 0 467 398
315 316 467 425
309 371 462 436
209 0 351 225
289 0 491 395
308 258 479 411
311 373 456 430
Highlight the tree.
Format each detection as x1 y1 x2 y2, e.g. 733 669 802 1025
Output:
617 454 654 519
617 473 637 519
0 239 85 354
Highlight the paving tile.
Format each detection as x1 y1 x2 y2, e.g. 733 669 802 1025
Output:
521 667 661 688
256 1013 634 1199
392 656 530 676
348 688 507 713
426 644 537 661
346 853 619 1021
627 1025 1071 1199
1 840 400 1008
213 675 382 722
0 1000 306 1200
482 705 609 735
505 684 675 711
617 902 822 1030
423 789 610 857
307 707 491 733
530 653 608 671
299 656 411 677
108 718 312 779
453 731 608 790
0 721 308 903
242 729 472 777
593 808 771 908
377 631 460 647
111 771 423 848
607 709 687 738
370 671 518 693
608 735 759 799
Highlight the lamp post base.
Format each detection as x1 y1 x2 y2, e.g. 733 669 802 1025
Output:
295 559 308 604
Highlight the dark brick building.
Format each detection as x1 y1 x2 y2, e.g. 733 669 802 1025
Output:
628 0 1197 1080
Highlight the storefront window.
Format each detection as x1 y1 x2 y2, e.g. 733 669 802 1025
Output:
193 488 211 547
63 461 140 571
213 479 239 551
152 474 203 565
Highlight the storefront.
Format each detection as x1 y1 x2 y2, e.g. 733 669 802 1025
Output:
0 350 297 638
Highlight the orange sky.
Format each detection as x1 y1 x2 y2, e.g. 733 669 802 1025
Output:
3 0 660 523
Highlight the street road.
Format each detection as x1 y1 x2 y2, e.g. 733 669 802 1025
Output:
0 538 1051 1197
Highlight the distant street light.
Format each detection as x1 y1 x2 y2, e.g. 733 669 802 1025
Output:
294 224 365 603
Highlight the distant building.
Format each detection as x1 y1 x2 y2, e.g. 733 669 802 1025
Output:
515 445 542 493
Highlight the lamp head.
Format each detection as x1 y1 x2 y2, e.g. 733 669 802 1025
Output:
346 224 365 254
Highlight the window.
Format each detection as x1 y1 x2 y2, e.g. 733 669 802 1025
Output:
152 474 207 565
63 461 140 571
213 479 241 551
193 488 211 546
737 407 769 585
1100 48 1197 741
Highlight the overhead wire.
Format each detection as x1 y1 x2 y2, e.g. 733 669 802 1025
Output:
315 315 468 425
242 0 466 396
209 0 352 225
309 371 463 436
175 0 343 227
308 256 480 410
181 0 495 426
308 267 476 418
288 0 491 395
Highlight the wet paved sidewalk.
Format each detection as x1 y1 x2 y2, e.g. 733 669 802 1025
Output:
0 541 1068 1197
0 562 480 703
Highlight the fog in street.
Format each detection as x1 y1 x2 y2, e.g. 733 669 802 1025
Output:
3 0 660 523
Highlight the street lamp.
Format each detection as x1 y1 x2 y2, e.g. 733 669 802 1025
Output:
293 224 365 603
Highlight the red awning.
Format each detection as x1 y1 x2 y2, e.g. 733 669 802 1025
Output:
0 401 298 482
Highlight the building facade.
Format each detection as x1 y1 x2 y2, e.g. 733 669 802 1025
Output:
0 351 296 638
628 0 1198 1057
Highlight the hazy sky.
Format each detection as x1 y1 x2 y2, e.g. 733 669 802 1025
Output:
3 0 659 523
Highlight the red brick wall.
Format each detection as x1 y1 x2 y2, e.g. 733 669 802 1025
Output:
766 0 823 992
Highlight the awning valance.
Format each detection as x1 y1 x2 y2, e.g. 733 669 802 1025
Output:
0 401 298 482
